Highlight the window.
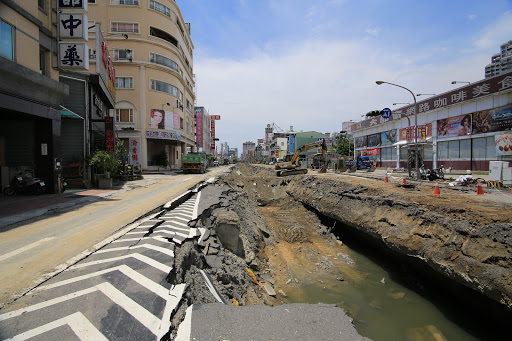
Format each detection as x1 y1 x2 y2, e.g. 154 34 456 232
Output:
114 48 133 61
88 0 97 3
149 52 178 70
149 26 177 47
438 141 448 159
149 0 171 17
38 0 45 11
459 139 471 159
115 77 133 89
40 48 47 75
448 140 459 159
486 136 495 159
472 138 486 159
116 108 133 123
150 79 178 96
111 22 139 34
1 21 15 60
110 0 139 5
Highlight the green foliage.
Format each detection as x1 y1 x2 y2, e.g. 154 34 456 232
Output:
154 151 169 167
335 133 354 156
90 150 119 176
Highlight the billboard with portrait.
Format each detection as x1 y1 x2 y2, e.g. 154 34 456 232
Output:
149 109 179 130
437 114 472 137
355 136 367 148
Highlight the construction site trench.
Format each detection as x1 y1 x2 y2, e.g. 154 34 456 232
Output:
167 164 512 340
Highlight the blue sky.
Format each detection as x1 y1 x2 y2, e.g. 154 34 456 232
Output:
177 0 512 153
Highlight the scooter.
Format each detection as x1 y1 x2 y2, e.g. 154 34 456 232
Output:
428 166 444 181
3 172 46 196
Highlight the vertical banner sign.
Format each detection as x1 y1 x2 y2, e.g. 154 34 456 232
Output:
105 117 114 152
59 43 89 70
195 107 203 148
129 138 141 165
211 120 216 150
289 135 295 153
173 113 180 130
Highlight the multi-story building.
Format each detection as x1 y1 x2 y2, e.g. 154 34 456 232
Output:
485 40 512 78
347 71 512 171
87 0 196 170
1 0 69 193
194 106 213 156
242 141 255 162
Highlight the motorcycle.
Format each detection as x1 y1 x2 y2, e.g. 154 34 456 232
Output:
428 166 444 181
3 172 46 196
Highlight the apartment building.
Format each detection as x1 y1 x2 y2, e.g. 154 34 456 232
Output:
485 40 512 78
0 0 69 193
87 0 196 170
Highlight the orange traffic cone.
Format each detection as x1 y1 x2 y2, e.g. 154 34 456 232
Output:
402 178 407 185
476 185 485 195
433 184 441 195
384 176 388 183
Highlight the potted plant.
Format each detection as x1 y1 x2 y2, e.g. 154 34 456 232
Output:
90 150 119 188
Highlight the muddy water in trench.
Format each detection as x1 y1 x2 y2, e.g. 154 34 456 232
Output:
258 202 483 341
283 239 478 341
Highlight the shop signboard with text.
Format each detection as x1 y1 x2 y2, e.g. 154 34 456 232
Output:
129 138 141 165
195 107 203 148
399 123 432 142
472 104 512 134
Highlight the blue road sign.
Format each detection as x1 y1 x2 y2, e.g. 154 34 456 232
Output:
381 108 392 119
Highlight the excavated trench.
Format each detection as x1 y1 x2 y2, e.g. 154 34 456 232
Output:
165 164 512 340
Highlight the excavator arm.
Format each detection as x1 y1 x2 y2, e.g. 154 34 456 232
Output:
276 139 327 176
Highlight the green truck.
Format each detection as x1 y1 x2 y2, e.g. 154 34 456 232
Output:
181 152 207 174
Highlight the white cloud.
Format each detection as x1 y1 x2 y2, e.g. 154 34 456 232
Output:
474 11 512 50
365 27 381 36
467 14 477 20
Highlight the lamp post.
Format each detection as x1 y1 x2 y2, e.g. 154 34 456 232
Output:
376 81 419 179
416 93 436 97
393 102 411 106
451 81 470 84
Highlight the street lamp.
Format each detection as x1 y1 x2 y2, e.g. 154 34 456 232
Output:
416 93 436 97
376 80 419 180
161 102 170 110
393 102 411 105
451 81 470 84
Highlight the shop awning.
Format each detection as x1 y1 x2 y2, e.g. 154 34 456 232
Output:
60 105 83 119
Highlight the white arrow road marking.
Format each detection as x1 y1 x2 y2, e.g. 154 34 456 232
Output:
96 244 174 257
70 253 171 273
5 311 108 341
2 282 162 336
160 220 189 228
112 236 169 244
0 238 55 262
36 265 169 298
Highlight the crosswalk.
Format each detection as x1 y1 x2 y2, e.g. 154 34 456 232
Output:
0 193 202 340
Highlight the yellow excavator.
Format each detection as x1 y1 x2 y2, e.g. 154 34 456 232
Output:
275 140 327 176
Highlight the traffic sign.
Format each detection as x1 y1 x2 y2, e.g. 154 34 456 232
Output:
381 108 392 119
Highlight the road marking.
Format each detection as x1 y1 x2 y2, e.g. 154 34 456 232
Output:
97 282 161 334
70 253 172 273
0 287 98 321
112 236 169 244
6 312 108 341
2 282 162 336
96 244 174 257
38 265 169 298
0 238 55 262
192 191 201 219
175 305 193 341
157 283 186 340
